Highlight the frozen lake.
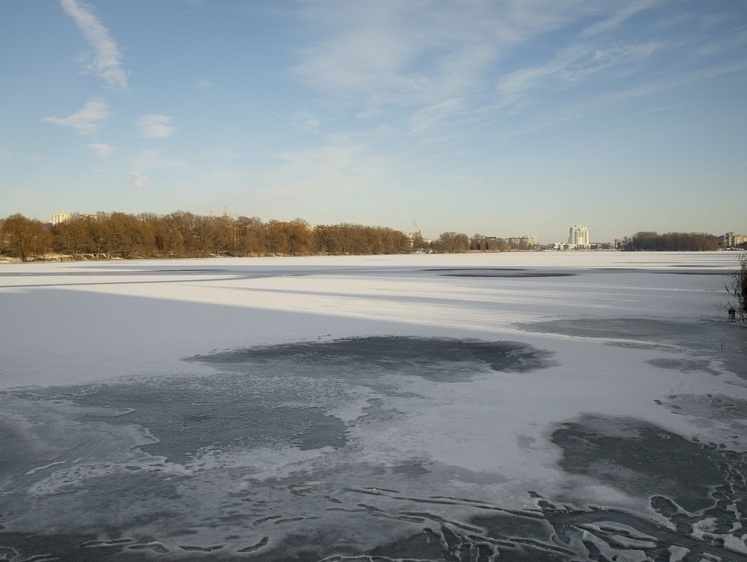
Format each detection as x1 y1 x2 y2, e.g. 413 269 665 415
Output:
1 252 745 561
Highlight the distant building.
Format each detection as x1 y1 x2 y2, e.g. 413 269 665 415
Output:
553 225 591 250
724 232 746 248
51 213 71 225
568 225 590 248
508 235 539 249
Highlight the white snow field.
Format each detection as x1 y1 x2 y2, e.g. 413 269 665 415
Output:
0 252 745 561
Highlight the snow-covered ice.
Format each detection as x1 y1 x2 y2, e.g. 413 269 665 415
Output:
0 252 745 560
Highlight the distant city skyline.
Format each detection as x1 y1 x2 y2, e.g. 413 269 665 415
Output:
2 1 746 242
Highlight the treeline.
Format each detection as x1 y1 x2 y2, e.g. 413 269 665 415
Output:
0 211 551 262
1 213 732 262
0 212 427 261
620 231 722 251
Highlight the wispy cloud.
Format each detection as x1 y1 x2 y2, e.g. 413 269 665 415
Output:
608 58 747 102
128 149 184 187
409 99 463 135
497 40 665 104
289 1 669 143
129 170 149 187
60 0 128 90
87 142 112 157
287 112 321 134
137 114 176 139
291 2 580 109
498 111 581 141
130 149 184 170
696 27 747 57
271 142 384 197
582 1 660 37
44 98 109 134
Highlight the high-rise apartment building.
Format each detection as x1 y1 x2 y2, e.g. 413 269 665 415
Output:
568 225 590 247
51 213 71 225
724 232 746 248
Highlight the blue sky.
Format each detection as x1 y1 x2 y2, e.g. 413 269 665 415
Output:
1 0 746 242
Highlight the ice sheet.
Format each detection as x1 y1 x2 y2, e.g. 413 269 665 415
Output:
0 252 745 560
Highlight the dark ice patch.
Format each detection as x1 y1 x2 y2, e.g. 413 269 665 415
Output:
366 529 447 560
190 336 555 381
30 471 187 533
647 357 686 369
663 393 747 421
47 381 348 462
551 414 735 512
519 317 746 380
0 532 102 562
0 420 34 480
656 268 728 275
518 318 704 340
390 459 430 478
647 357 721 375
424 267 576 278
470 512 554 543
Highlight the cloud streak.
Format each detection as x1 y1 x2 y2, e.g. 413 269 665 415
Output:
409 99 463 135
129 170 149 187
581 0 660 37
289 1 672 145
60 0 127 89
137 115 176 139
87 143 112 157
271 142 384 197
290 2 625 107
44 98 109 134
607 58 747 102
128 149 185 188
496 40 666 103
130 149 184 171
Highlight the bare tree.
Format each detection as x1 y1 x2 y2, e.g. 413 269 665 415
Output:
3 211 416 260
433 231 469 253
1 214 53 261
727 254 747 321
235 216 267 256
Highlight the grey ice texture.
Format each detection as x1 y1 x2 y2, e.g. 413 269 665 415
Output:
0 253 745 560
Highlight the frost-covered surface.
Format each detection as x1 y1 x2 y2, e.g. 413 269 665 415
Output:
0 252 745 561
